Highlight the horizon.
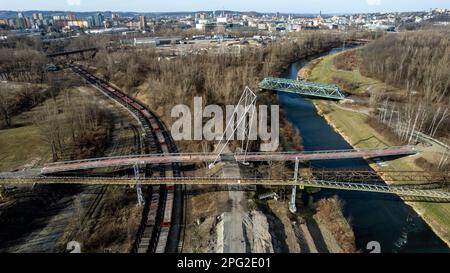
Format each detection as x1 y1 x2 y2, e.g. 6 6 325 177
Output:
0 0 449 14
0 9 441 15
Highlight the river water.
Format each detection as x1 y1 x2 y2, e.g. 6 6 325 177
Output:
278 48 449 253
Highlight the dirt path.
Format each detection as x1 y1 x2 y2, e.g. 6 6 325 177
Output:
222 161 246 253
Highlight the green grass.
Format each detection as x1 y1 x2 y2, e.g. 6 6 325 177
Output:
318 103 383 147
309 50 384 95
0 84 97 172
317 101 418 171
0 124 50 171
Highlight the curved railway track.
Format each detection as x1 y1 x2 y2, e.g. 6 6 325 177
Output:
68 64 183 253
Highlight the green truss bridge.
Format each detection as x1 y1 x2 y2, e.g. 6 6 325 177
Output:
259 77 346 100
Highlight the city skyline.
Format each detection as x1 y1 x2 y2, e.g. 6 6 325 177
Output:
0 0 450 14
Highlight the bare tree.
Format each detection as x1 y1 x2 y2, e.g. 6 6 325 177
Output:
0 88 13 128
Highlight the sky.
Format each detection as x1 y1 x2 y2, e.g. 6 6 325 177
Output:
0 0 450 14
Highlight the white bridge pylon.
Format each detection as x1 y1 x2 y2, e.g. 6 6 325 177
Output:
209 86 257 168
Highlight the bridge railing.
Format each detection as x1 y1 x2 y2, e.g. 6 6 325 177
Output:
242 145 416 155
2 176 449 199
42 146 416 167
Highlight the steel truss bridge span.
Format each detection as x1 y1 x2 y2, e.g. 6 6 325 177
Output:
47 48 98 60
1 175 449 200
259 77 346 100
39 146 416 174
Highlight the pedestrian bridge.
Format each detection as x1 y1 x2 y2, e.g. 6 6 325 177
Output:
27 146 416 174
259 77 346 100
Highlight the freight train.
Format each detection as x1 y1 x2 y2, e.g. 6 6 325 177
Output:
69 64 181 253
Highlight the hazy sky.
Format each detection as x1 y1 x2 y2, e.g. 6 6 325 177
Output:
1 0 450 13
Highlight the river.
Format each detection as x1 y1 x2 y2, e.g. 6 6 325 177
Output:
278 48 449 253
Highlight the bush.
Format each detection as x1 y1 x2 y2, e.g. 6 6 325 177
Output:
334 50 358 71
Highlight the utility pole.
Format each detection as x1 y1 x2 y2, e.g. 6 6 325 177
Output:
134 162 145 206
289 157 299 213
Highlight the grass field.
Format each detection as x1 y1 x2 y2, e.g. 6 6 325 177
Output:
0 81 84 172
309 50 450 247
0 86 54 172
310 50 377 94
0 124 50 171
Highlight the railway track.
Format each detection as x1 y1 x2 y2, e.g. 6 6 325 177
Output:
68 64 183 253
77 117 143 233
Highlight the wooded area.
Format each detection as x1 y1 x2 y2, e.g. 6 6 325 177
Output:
87 33 346 152
360 30 450 141
352 30 450 171
33 92 111 161
0 48 47 83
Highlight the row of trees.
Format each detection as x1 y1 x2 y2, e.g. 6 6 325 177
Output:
0 71 79 129
0 47 47 83
373 98 449 170
0 84 48 128
375 99 448 141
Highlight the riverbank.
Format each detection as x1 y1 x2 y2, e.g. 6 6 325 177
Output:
306 49 450 247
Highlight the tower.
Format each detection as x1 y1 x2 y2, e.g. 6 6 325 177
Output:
139 15 147 30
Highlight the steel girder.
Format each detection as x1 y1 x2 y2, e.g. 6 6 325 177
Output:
259 77 346 100
1 176 449 200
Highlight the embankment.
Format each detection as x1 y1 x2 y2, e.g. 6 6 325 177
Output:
313 100 450 248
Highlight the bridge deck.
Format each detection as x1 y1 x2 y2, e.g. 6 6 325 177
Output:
47 48 98 58
259 77 346 100
38 146 416 174
1 176 449 200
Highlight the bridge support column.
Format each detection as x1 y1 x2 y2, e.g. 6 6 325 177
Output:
134 163 145 206
289 157 299 213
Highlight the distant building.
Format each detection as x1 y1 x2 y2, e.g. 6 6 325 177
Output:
217 17 227 23
257 23 267 30
8 19 15 28
195 23 205 30
196 13 207 20
195 22 215 32
94 13 104 27
88 13 104 28
67 13 77 21
131 36 182 47
16 18 26 28
68 20 89 29
139 16 147 30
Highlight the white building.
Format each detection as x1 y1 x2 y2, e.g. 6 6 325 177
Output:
217 17 227 23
